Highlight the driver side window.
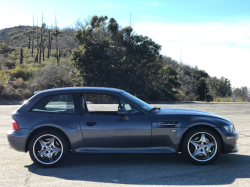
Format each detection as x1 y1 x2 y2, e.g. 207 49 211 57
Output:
81 93 143 115
83 93 119 115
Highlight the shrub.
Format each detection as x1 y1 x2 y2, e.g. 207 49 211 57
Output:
0 79 37 99
35 62 75 90
1 83 21 99
5 61 16 69
10 67 30 81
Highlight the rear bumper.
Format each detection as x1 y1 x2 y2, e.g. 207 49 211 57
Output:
215 128 239 153
7 129 32 152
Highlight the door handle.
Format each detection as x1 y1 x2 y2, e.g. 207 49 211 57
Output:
84 122 97 126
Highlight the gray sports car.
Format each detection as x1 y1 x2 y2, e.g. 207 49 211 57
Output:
7 87 238 167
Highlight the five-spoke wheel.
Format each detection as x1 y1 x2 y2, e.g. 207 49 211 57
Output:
29 130 69 167
182 127 221 165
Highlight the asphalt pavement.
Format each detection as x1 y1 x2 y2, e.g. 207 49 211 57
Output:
0 103 250 187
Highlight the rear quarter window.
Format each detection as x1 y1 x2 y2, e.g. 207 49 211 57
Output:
31 94 76 114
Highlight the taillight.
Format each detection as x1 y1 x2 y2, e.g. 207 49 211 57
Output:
12 119 20 130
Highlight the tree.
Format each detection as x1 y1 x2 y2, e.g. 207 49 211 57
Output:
54 16 61 65
206 77 232 100
162 56 179 70
31 16 35 57
233 87 250 101
177 65 199 101
24 30 32 49
39 14 46 64
72 16 170 100
20 48 23 64
47 28 51 58
189 66 209 101
151 65 180 100
35 19 39 63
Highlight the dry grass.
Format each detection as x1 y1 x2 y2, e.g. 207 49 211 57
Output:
213 97 247 102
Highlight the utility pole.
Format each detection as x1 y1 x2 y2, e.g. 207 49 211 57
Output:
180 50 182 63
130 11 131 27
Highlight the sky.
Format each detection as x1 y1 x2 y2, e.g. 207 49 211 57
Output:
1 0 250 88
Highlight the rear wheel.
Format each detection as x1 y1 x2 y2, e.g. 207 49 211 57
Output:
29 130 69 167
182 127 221 165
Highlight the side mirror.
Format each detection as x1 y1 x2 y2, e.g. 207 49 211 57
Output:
117 109 128 115
117 109 129 121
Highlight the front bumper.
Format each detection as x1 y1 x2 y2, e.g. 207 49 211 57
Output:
215 127 239 153
7 129 32 152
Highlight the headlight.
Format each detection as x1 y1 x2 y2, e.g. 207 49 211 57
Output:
223 124 235 133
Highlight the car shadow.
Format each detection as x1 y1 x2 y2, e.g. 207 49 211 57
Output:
26 153 250 185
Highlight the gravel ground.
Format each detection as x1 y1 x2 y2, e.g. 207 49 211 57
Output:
0 103 250 187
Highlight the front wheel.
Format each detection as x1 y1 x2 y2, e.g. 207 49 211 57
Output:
182 127 221 165
29 130 69 167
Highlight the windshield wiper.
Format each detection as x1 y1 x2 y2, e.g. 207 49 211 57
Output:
148 107 161 112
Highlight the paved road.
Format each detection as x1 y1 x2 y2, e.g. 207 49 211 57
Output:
0 103 250 187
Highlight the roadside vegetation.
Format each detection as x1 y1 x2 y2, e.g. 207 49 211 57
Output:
0 16 249 102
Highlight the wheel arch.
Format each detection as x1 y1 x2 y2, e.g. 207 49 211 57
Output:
25 126 71 152
178 124 224 152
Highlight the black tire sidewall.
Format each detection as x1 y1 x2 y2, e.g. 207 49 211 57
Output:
29 130 69 168
182 127 221 165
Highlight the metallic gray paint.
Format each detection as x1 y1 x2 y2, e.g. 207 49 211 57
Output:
80 114 151 148
7 87 238 156
8 129 32 152
75 147 176 153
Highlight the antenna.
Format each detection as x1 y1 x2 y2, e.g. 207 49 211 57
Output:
180 50 182 63
55 14 57 29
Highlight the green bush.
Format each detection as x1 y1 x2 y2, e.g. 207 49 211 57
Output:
5 61 16 69
10 67 30 81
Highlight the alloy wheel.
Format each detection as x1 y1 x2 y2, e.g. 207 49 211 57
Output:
33 134 63 165
187 132 217 162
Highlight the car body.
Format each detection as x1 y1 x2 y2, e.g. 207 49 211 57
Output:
7 87 239 167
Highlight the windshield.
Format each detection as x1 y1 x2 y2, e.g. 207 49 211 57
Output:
121 91 153 112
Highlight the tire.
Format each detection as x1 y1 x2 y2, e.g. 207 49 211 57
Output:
182 127 221 165
29 130 69 168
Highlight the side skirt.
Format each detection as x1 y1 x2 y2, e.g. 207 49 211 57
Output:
74 147 176 154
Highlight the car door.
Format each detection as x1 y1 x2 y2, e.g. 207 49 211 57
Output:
79 93 152 148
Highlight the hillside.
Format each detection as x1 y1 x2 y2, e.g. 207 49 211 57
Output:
0 26 33 41
0 25 77 50
0 25 77 99
0 18 249 102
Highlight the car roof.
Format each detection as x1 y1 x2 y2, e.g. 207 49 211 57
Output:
34 87 123 94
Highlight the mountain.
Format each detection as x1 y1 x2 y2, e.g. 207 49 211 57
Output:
0 26 33 41
0 25 77 50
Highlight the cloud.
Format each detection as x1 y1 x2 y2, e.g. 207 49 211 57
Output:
132 18 250 87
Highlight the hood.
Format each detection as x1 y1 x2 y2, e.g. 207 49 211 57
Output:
153 108 231 123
